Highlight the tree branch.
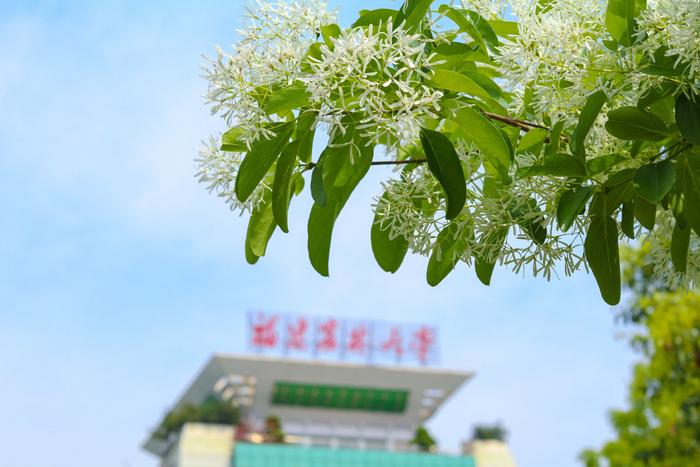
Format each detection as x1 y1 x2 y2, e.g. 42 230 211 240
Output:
482 111 548 131
304 158 426 171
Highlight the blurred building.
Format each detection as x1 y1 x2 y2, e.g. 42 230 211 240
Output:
142 354 517 467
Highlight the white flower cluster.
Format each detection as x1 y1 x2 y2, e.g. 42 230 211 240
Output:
302 22 443 149
637 0 700 96
196 136 269 214
374 166 444 256
203 0 335 143
499 0 613 120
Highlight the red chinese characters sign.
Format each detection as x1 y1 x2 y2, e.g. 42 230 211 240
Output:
247 311 438 366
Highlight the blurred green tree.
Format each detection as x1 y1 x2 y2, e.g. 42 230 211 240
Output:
580 246 700 466
411 425 437 452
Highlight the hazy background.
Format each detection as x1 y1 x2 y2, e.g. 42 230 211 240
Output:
0 1 634 466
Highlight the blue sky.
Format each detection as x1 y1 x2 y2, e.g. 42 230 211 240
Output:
0 1 635 466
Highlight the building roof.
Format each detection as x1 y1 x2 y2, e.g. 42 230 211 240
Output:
143 353 473 455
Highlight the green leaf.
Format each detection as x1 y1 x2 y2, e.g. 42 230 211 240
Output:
544 120 565 156
439 7 499 52
511 198 547 245
638 81 675 109
465 9 499 52
307 126 374 276
520 154 587 178
586 153 625 175
584 215 621 305
681 151 700 235
352 9 397 27
605 0 645 46
263 83 310 116
474 228 507 286
245 191 277 263
489 20 518 36
221 126 248 152
419 128 467 220
591 173 636 217
460 71 504 100
394 0 432 32
639 47 684 77
557 186 593 232
427 218 473 286
272 140 301 233
310 162 327 207
671 216 690 273
605 106 668 141
430 69 494 102
516 128 548 156
235 122 295 202
571 90 608 161
537 0 554 14
633 159 675 204
295 110 317 163
675 94 700 145
621 201 635 238
371 194 409 273
438 6 487 54
451 106 512 180
320 24 341 47
634 197 657 230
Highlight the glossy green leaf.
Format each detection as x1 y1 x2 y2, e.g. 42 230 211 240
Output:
295 110 317 163
438 5 487 54
675 94 700 145
371 193 409 273
557 186 593 232
221 126 248 152
310 161 327 207
352 9 398 27
516 128 548 156
263 83 310 116
633 159 675 204
586 153 625 175
634 196 657 230
621 201 635 238
605 106 668 141
605 0 645 46
511 198 547 245
430 69 494 102
308 126 374 276
544 120 565 156
272 141 301 233
671 217 690 273
420 128 467 220
639 46 684 77
572 90 608 161
681 152 700 235
452 106 512 180
245 191 277 263
235 122 295 202
474 228 507 286
520 154 587 178
320 24 341 47
393 0 432 32
489 19 518 36
591 177 635 217
460 71 503 100
585 215 621 305
427 219 473 286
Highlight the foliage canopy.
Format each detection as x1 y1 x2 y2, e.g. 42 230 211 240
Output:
198 0 700 304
